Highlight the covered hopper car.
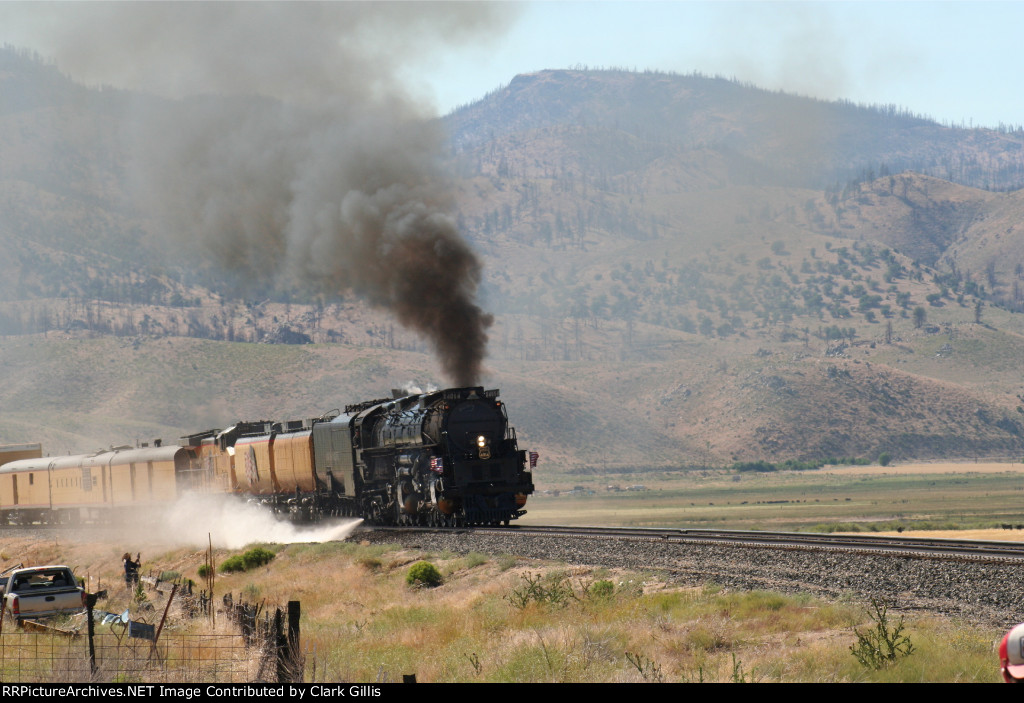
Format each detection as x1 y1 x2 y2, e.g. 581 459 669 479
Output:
0 387 534 527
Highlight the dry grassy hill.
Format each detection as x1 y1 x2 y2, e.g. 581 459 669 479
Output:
2 54 1024 470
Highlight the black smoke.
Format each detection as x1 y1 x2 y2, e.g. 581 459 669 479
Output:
133 92 493 385
8 3 513 386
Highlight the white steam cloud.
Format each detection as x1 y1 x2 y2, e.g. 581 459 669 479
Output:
150 494 363 550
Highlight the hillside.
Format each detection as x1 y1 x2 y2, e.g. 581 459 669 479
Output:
1 53 1024 468
448 69 1024 190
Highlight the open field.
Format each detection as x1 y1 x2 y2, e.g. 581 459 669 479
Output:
820 461 1024 476
0 531 1006 683
522 461 1024 536
0 461 1020 682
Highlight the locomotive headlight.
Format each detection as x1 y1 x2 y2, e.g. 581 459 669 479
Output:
477 435 491 460
477 435 487 448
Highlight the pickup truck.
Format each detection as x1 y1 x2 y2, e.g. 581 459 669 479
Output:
2 565 86 622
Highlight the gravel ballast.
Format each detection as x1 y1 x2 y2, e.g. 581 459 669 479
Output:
358 527 1024 627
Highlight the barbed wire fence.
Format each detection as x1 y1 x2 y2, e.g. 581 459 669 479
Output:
0 593 302 684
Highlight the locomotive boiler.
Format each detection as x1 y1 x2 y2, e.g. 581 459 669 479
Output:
0 387 535 527
327 386 532 525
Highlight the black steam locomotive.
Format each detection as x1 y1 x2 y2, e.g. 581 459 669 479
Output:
184 386 535 526
1 387 534 528
325 386 534 525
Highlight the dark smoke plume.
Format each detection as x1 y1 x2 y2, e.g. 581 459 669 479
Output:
134 94 493 386
11 3 511 386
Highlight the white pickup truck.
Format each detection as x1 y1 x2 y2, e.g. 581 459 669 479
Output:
1 565 86 622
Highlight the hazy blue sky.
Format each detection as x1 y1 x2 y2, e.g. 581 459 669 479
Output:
419 1 1024 127
2 1 1021 128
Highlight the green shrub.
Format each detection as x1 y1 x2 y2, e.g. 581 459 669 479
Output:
219 555 247 573
242 547 275 569
878 452 892 466
625 651 664 682
197 564 211 579
732 460 777 473
589 579 615 598
406 561 443 588
219 547 275 574
850 598 915 669
506 572 578 608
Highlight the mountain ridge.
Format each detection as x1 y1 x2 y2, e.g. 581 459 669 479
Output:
2 52 1024 467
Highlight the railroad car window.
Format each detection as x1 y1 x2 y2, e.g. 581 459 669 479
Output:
29 473 33 485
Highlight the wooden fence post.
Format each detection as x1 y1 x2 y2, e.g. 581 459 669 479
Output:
274 601 302 683
86 592 98 677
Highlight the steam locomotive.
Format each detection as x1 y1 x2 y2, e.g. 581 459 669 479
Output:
0 387 535 527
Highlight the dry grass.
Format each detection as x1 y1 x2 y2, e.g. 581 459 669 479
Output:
821 461 1024 476
865 529 1024 542
0 530 1006 682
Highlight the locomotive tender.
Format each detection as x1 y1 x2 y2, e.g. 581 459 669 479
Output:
0 387 534 527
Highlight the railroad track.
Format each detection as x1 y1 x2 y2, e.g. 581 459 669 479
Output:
9 521 1024 562
382 523 1024 562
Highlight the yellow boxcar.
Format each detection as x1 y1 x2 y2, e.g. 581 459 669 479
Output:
45 454 100 516
0 458 51 518
0 445 193 523
80 446 186 506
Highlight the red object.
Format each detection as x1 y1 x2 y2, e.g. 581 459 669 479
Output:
1000 624 1024 682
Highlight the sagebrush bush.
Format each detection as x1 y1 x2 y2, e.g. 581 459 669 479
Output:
219 555 247 573
506 572 579 608
219 547 275 574
851 598 915 669
242 547 275 569
406 561 443 588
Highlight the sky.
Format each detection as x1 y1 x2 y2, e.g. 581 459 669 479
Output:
420 0 1024 128
1 1 1022 128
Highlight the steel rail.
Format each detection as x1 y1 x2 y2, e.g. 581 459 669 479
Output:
386 523 1024 562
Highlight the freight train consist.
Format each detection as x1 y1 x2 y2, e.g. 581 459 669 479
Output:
0 387 535 527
